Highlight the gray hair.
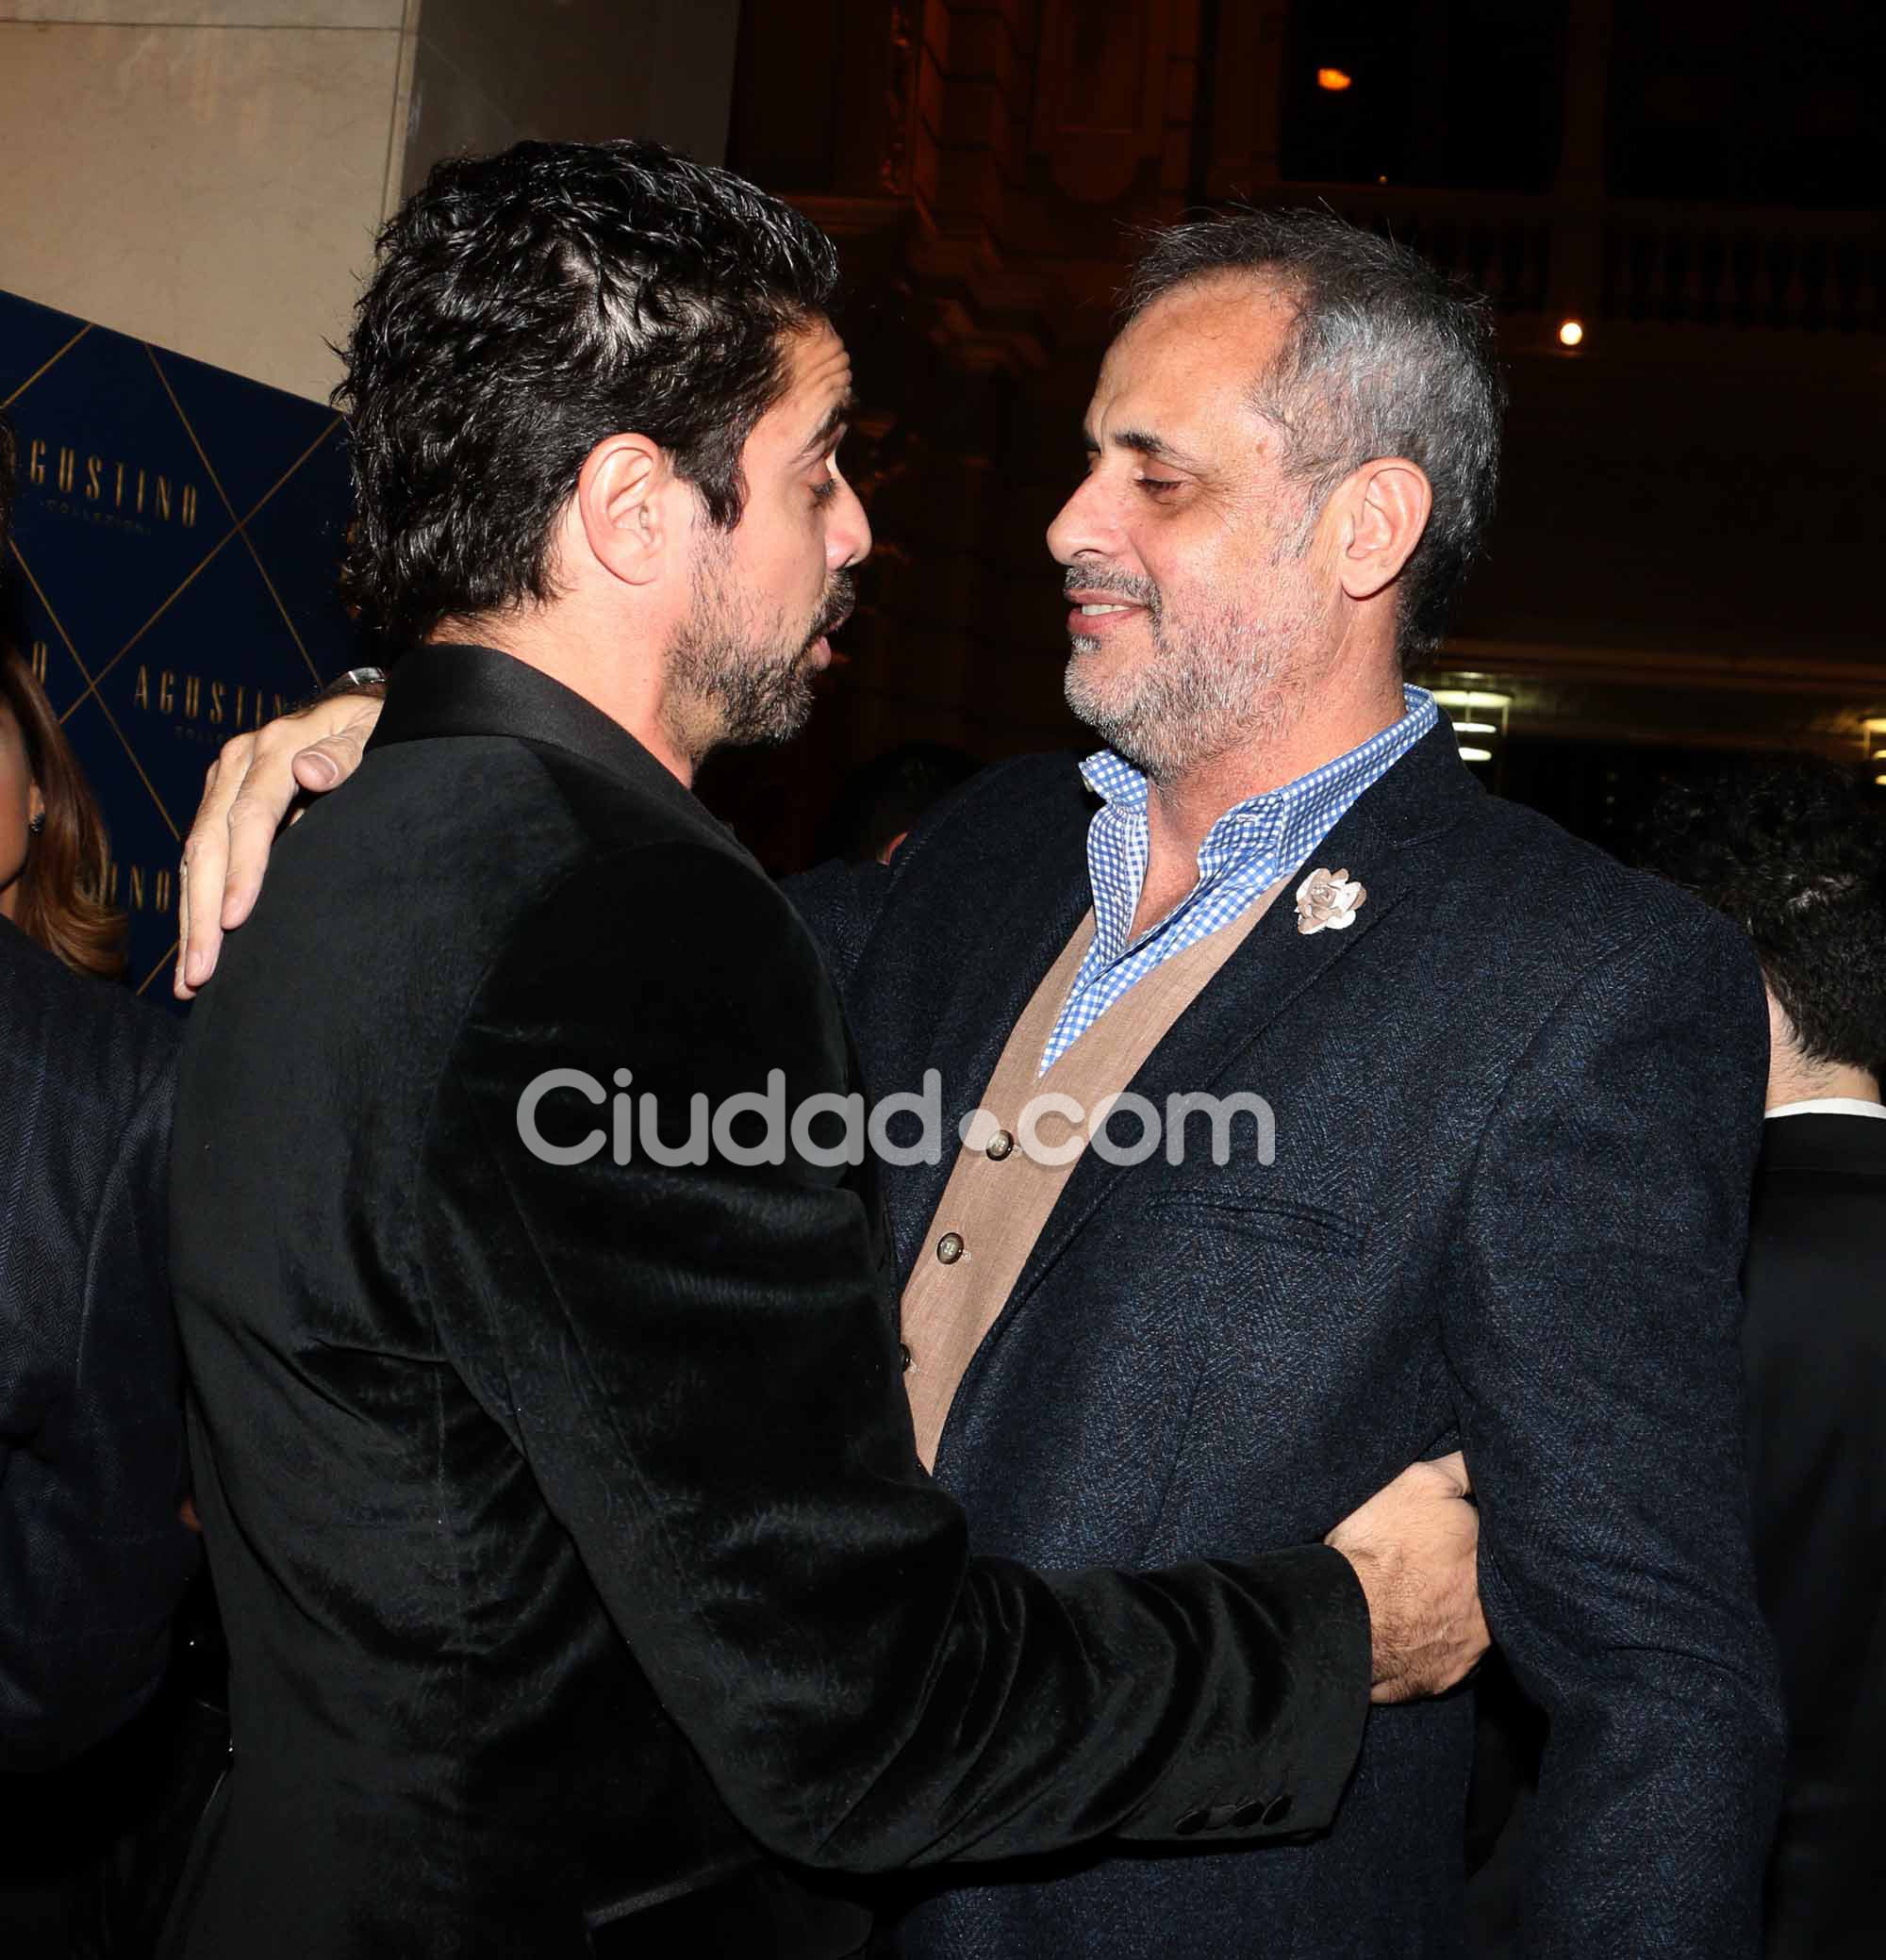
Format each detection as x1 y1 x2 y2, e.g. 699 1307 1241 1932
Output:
1123 208 1506 664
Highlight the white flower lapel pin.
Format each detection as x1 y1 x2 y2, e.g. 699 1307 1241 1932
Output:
1295 866 1366 936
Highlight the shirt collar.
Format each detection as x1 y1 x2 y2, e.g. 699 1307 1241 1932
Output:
1765 1097 1886 1121
1079 683 1438 870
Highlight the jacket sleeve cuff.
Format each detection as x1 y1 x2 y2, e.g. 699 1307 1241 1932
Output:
1249 1542 1372 1837
1118 1542 1371 1848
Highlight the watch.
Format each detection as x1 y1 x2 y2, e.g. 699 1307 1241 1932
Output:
294 666 388 714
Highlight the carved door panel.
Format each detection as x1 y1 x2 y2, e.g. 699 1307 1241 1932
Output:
1032 0 1173 203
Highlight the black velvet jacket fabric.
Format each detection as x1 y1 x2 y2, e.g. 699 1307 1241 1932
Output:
166 647 1370 1959
0 918 197 1768
790 728 1789 1958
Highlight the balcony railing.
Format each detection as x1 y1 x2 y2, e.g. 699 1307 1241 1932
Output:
1245 184 1884 334
1602 203 1886 333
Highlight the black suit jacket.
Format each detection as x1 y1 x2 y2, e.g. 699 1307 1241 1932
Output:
792 727 1787 1958
1743 1112 1886 1957
0 918 197 1768
167 647 1371 1959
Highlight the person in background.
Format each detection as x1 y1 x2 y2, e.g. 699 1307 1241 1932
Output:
1644 757 1886 1959
0 410 201 1956
817 741 981 865
1 667 124 980
0 415 197 1769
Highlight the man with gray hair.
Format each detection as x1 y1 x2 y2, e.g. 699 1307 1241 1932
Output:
184 206 1785 1954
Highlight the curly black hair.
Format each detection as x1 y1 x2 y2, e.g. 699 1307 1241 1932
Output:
336 140 840 647
1642 757 1886 1080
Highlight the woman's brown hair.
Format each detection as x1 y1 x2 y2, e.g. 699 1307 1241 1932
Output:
0 647 127 979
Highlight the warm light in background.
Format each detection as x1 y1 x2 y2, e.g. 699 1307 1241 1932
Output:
1431 687 1514 773
1558 319 1585 347
1317 68 1353 91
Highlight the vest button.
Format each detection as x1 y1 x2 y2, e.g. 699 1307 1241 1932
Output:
935 1231 965 1265
985 1128 1015 1161
899 1342 913 1373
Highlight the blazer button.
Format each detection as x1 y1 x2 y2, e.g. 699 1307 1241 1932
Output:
899 1342 913 1373
985 1128 1015 1161
1261 1796 1292 1827
1175 1806 1209 1836
935 1231 965 1264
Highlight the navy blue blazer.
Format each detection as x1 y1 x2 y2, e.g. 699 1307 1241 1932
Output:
0 918 197 1768
792 723 1786 1958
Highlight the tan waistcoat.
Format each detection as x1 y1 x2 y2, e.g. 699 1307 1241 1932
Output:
900 879 1288 1468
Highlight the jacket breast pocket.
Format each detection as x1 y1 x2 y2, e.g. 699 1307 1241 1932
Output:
1136 1191 1379 1344
1147 1191 1367 1256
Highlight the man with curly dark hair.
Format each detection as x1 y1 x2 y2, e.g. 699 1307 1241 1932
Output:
1643 758 1886 1959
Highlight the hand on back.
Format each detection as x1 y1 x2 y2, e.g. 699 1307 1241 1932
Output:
175 691 384 996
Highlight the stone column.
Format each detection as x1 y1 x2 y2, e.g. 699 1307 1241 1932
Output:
0 1 740 404
400 0 740 200
0 3 422 402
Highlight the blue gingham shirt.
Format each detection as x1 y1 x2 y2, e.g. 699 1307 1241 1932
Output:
1040 684 1438 1072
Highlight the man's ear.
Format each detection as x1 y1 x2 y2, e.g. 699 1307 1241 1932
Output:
1333 458 1432 603
573 433 674 587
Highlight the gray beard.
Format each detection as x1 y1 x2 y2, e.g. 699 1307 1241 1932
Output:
1065 609 1309 783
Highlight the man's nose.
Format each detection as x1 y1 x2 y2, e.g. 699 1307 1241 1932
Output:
828 479 871 570
1046 471 1119 567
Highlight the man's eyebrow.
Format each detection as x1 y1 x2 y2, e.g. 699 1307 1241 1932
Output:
798 391 857 461
1081 425 1206 471
1110 426 1205 470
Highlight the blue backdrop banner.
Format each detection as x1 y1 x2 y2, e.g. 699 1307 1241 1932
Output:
2 287 362 1005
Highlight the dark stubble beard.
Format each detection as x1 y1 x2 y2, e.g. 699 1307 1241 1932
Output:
664 544 854 762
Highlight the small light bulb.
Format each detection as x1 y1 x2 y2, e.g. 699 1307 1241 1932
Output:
1558 319 1585 348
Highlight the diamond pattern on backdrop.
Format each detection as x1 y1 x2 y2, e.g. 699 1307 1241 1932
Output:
0 311 92 410
100 543 320 832
3 288 366 1001
8 330 238 667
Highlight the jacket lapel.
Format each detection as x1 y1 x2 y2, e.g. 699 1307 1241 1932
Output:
995 725 1484 1346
